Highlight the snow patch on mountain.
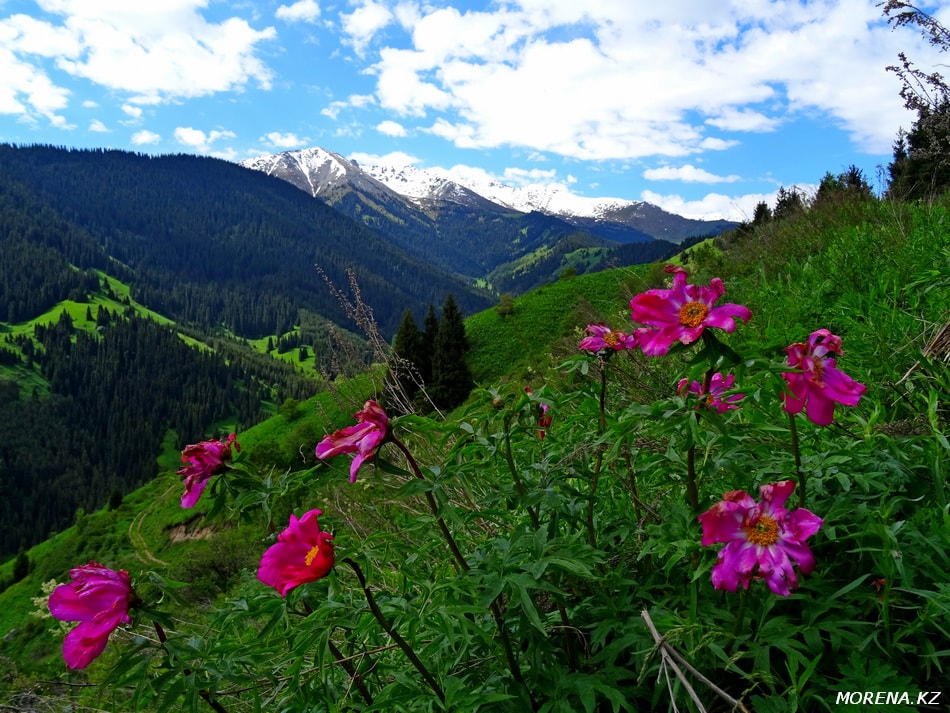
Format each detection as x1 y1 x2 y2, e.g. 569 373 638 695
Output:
359 161 641 219
242 147 352 197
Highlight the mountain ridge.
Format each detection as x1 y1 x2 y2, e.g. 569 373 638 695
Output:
240 147 737 243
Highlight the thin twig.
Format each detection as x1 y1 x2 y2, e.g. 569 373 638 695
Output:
641 610 751 713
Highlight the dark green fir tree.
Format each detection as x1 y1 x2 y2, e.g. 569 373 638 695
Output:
391 308 425 404
430 294 473 411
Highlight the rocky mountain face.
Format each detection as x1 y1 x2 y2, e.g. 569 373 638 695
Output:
240 149 732 293
241 148 736 246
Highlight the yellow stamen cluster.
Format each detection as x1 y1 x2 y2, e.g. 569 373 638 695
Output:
603 331 621 347
744 514 779 547
304 544 321 567
678 301 709 328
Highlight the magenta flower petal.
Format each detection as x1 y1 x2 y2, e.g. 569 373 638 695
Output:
578 323 637 353
178 433 239 508
48 562 135 669
316 400 389 482
678 372 744 414
698 480 822 596
630 267 751 356
782 329 865 426
258 510 336 597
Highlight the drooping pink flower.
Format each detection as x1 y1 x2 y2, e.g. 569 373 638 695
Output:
315 400 389 482
630 266 752 356
258 510 335 597
782 329 866 426
698 480 822 596
48 562 136 669
537 402 553 440
578 323 637 353
677 372 744 414
178 433 239 508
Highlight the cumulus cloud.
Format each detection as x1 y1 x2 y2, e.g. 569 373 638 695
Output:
341 1 393 55
375 119 406 137
643 165 741 184
262 131 306 148
131 129 160 145
174 126 236 153
89 119 108 132
276 0 320 24
641 189 778 223
349 150 419 167
362 1 930 161
0 0 276 122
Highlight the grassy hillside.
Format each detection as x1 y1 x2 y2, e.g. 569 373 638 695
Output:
2 193 949 711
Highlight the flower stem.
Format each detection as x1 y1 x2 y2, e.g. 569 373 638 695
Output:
391 434 470 572
342 558 445 704
152 621 229 713
503 414 541 529
327 640 374 706
585 363 608 549
788 411 805 508
389 435 533 705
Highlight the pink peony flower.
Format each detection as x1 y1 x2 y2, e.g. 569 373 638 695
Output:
48 562 136 669
258 510 335 597
537 402 552 440
178 433 239 508
677 372 744 414
782 329 866 426
630 266 752 356
578 323 637 353
315 400 389 482
698 480 822 596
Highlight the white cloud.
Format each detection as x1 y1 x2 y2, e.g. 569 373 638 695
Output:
89 119 108 132
341 1 393 55
361 1 930 162
349 150 419 167
174 126 236 153
0 0 276 115
121 103 142 119
375 119 406 137
502 166 558 186
641 189 778 223
276 0 321 24
643 165 741 184
262 131 306 147
0 45 70 121
705 108 779 133
131 129 160 145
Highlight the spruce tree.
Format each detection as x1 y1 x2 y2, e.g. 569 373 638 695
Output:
391 308 425 402
430 295 473 410
421 303 439 385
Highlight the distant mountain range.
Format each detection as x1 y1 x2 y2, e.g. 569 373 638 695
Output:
239 148 736 294
241 147 736 243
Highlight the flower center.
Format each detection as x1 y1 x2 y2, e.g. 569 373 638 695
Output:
304 544 321 567
744 514 779 547
603 331 621 347
809 360 825 387
678 301 709 328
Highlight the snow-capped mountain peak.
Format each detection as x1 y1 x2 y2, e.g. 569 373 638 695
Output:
358 161 639 219
241 147 355 197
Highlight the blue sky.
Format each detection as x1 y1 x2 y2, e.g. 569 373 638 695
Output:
1 0 946 220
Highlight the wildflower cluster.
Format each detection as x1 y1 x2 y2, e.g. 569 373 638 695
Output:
45 265 902 713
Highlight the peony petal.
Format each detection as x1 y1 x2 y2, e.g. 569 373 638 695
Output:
759 480 795 513
787 508 824 542
804 391 835 426
62 621 111 670
821 366 866 407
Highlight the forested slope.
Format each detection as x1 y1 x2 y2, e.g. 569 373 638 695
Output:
0 144 492 339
